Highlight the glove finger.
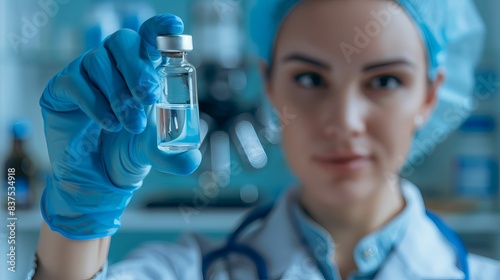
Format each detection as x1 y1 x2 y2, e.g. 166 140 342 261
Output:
105 29 160 105
139 14 184 62
82 44 147 134
46 60 122 132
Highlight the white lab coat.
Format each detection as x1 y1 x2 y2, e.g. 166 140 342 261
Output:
100 181 500 279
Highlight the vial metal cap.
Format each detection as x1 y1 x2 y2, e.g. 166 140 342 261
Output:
156 34 193 52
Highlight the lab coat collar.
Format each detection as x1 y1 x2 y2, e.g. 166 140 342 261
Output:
242 180 465 279
291 183 411 279
376 179 465 279
240 185 325 279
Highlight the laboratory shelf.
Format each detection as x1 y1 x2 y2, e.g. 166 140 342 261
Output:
5 208 500 234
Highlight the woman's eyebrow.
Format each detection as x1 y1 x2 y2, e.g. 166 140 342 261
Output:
363 59 416 71
281 53 331 70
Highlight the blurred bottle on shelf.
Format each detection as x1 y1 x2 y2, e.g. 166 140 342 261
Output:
3 120 37 210
453 115 499 210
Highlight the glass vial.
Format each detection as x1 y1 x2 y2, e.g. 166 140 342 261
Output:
156 34 201 151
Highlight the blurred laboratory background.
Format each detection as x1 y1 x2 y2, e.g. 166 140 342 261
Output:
0 0 499 279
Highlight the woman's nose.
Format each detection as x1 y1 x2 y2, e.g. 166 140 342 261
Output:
321 87 367 138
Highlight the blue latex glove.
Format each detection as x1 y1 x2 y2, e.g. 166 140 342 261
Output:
40 14 202 240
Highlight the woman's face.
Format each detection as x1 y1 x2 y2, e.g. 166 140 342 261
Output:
265 0 441 207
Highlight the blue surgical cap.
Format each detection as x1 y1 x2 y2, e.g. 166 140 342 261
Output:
250 0 485 162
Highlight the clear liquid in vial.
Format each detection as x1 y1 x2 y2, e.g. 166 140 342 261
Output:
157 103 200 151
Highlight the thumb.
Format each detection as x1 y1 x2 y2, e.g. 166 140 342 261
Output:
148 147 202 176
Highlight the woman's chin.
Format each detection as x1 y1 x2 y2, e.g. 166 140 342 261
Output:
305 177 378 208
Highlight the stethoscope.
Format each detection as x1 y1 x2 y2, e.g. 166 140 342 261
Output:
202 203 470 280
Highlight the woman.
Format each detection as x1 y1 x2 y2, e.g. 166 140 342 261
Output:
30 0 500 279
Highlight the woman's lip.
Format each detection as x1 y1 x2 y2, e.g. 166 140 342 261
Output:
313 155 372 172
314 154 369 162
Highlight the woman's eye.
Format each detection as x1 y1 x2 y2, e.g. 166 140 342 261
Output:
369 75 402 90
294 73 325 89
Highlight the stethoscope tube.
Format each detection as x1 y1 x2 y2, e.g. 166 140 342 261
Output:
202 203 274 280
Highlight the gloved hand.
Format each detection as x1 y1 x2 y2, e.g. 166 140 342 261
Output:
40 14 201 240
